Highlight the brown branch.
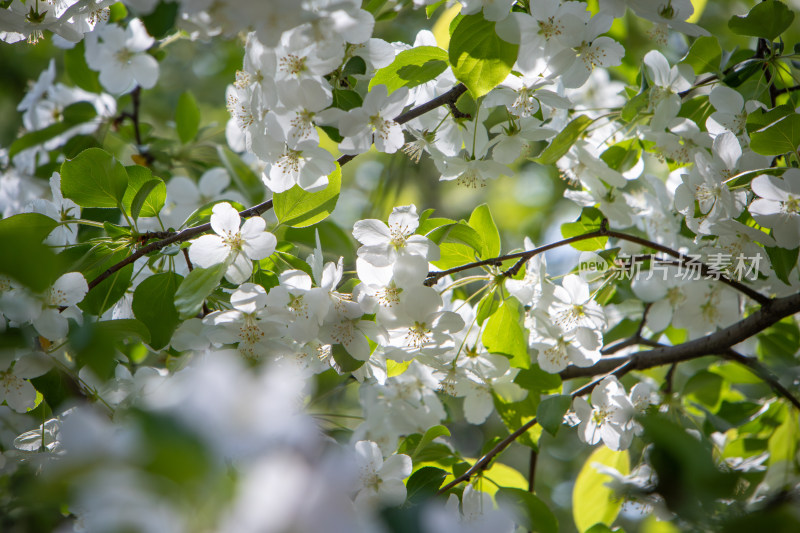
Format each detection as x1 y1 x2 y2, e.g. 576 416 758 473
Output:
663 363 678 395
440 290 800 493
774 84 800 96
88 85 469 294
527 448 537 493
756 38 778 108
561 291 800 380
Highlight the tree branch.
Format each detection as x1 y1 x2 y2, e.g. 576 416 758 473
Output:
440 290 800 493
560 291 800 380
87 84 468 293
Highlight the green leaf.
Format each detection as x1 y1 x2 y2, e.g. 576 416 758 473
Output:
728 0 795 40
412 425 451 460
764 245 799 285
342 56 367 78
683 370 723 410
370 46 449 94
448 14 519 99
536 115 594 165
77 247 133 316
273 164 342 228
175 91 200 144
130 180 162 220
476 290 501 326
537 395 572 436
749 114 800 156
142 1 178 39
71 319 150 378
514 366 562 394
573 447 629 532
332 89 363 111
481 462 529 496
132 272 183 350
681 36 722 75
9 102 98 159
65 41 101 93
468 203 500 258
496 488 558 533
721 59 762 88
560 207 608 251
640 415 738 521
180 200 245 230
331 343 365 373
433 242 479 270
0 213 62 291
122 165 166 218
768 407 799 465
62 101 99 123
427 221 484 252
405 467 447 505
61 148 128 208
426 0 445 17
174 263 227 319
620 91 649 122
745 104 793 133
600 139 641 173
217 146 264 205
482 299 529 369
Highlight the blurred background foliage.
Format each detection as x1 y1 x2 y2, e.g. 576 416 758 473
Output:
3 1 800 531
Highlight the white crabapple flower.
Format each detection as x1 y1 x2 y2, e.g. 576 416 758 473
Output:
202 283 286 361
749 170 800 250
188 202 277 285
437 155 511 188
458 0 515 21
531 320 601 373
548 274 607 336
262 140 336 193
454 354 527 425
339 85 409 155
572 375 635 451
383 286 465 361
353 440 412 509
34 272 89 341
555 15 625 89
84 19 158 95
353 204 438 267
706 85 763 139
643 50 693 130
0 351 52 413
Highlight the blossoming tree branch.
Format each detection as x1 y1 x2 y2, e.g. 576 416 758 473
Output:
1 0 800 532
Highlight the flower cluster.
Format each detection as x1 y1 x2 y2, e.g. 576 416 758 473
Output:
1 0 799 531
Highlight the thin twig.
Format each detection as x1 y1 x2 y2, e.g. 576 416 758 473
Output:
440 290 800 493
774 84 800 96
600 303 653 355
87 85 469 294
527 448 537 494
438 359 634 494
425 223 770 305
663 363 677 395
723 349 800 410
